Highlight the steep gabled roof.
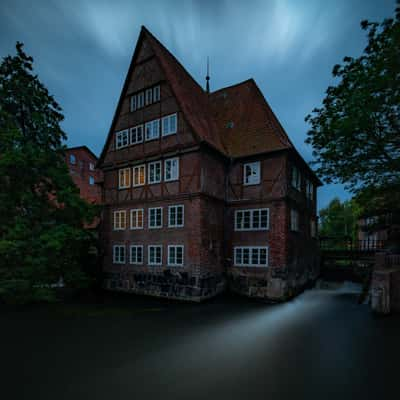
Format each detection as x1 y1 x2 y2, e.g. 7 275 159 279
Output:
98 26 225 166
66 145 98 161
208 79 293 158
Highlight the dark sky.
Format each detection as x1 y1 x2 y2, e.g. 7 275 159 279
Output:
0 0 396 209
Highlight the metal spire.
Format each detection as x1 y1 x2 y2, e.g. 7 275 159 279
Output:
206 56 210 93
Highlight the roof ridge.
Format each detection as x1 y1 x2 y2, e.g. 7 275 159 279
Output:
210 78 254 95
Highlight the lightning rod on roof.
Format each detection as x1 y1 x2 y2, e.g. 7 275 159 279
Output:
206 56 210 93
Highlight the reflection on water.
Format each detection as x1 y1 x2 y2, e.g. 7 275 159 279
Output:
1 282 399 400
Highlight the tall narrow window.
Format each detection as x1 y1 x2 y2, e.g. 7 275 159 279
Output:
145 119 160 141
130 125 143 144
89 176 95 185
168 245 184 266
153 85 160 102
137 92 144 108
130 95 137 112
130 209 144 230
148 245 162 266
133 164 146 186
290 209 299 231
243 162 260 185
149 207 162 228
292 166 301 190
168 205 184 227
115 129 129 149
130 245 143 265
148 161 161 184
306 180 314 200
162 113 177 136
311 219 316 237
113 245 126 264
118 168 131 189
164 157 179 181
145 88 153 105
89 162 95 171
113 210 126 230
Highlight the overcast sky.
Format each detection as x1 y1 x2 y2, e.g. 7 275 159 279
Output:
0 0 396 210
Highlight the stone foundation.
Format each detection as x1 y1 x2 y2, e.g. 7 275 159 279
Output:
104 270 226 302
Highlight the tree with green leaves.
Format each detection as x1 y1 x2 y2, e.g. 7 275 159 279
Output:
0 43 99 303
305 4 400 218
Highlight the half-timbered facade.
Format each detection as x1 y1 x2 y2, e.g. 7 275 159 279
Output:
97 26 321 301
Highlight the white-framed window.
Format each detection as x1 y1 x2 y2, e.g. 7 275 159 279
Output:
89 176 95 185
113 210 126 230
149 207 162 228
145 119 160 141
130 209 144 230
133 164 146 186
243 162 260 185
148 161 161 184
164 157 179 181
130 125 143 144
116 129 129 149
168 245 184 266
290 209 299 231
145 88 153 105
130 95 137 112
137 92 144 109
148 245 162 266
162 113 177 136
311 219 316 238
235 208 269 231
89 162 95 171
69 154 76 164
118 168 131 189
168 205 184 227
234 247 268 267
306 180 314 200
130 245 143 265
153 85 160 102
292 166 301 191
113 245 126 264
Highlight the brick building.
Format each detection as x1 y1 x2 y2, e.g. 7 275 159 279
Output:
65 146 102 204
97 26 321 301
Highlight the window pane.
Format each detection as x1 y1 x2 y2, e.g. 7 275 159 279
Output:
243 248 249 264
251 248 259 265
261 210 268 228
260 248 267 265
243 211 251 229
253 210 260 228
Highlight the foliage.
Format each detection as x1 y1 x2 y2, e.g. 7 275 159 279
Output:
319 197 360 241
0 43 99 304
305 4 400 197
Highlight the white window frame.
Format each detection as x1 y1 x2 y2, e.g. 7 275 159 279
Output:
132 164 146 187
290 209 299 231
148 245 162 266
164 157 179 182
234 246 269 267
130 95 137 112
153 85 160 102
145 119 160 141
148 207 163 229
113 210 126 231
113 245 126 264
235 208 269 231
292 166 301 191
168 205 184 228
89 162 95 171
115 129 129 149
145 88 153 105
243 162 261 185
162 113 177 137
137 92 144 109
148 161 162 184
168 245 184 267
118 167 131 189
130 208 144 230
130 245 143 265
130 125 143 144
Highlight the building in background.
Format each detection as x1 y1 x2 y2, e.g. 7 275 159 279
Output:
97 26 321 302
65 146 102 204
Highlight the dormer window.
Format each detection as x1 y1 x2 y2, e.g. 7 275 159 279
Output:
243 162 260 185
